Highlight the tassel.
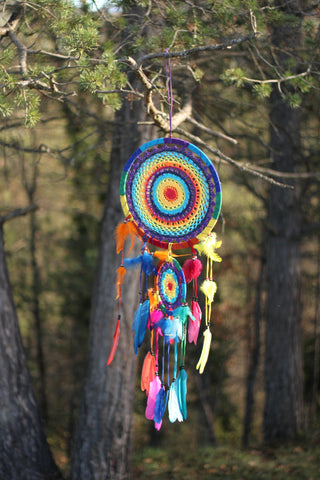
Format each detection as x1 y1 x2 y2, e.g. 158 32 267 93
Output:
115 221 136 254
115 265 126 300
153 250 171 262
141 351 156 395
182 257 202 283
188 300 202 344
132 299 150 354
106 316 120 366
148 288 158 311
176 367 188 420
196 326 212 374
168 379 183 423
200 279 217 304
145 375 161 420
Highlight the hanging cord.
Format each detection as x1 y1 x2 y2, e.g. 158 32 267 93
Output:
165 48 173 138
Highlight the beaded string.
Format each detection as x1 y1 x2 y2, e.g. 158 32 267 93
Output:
165 48 173 138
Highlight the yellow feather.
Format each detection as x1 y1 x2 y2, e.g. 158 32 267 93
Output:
200 279 217 303
194 233 222 262
196 327 212 374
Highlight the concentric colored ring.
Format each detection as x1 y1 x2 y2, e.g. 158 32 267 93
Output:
120 137 222 248
157 258 186 310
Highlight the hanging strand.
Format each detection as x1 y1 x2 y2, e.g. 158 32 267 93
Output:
165 48 173 137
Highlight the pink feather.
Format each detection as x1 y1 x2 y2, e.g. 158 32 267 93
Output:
145 376 161 420
149 309 164 329
182 257 202 283
188 300 202 344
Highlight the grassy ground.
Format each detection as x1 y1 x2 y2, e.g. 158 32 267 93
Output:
132 438 320 480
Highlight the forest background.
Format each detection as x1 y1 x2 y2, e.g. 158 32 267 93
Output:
0 0 320 479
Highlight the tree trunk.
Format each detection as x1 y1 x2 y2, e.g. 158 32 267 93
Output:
71 90 156 479
263 4 305 441
0 221 61 480
242 255 264 447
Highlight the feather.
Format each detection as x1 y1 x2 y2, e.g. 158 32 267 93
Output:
196 326 212 374
188 300 202 345
149 308 163 328
141 250 157 276
168 379 183 423
154 385 168 425
141 351 156 395
145 375 161 420
188 300 202 344
200 279 217 304
194 233 222 262
123 254 143 269
173 304 195 327
182 257 202 283
115 265 126 300
177 367 188 420
158 316 181 342
132 299 150 354
115 221 135 254
106 317 120 366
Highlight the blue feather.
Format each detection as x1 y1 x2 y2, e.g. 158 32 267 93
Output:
124 255 143 269
154 385 168 424
176 367 188 420
141 250 157 276
133 299 150 354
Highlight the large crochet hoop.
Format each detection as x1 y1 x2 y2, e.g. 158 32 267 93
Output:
120 137 222 249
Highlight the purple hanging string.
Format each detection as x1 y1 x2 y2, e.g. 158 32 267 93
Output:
165 48 173 138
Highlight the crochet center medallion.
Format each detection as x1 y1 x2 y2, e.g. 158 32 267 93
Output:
120 137 222 248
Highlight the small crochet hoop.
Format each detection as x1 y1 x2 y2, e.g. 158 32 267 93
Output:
157 258 187 311
120 137 222 249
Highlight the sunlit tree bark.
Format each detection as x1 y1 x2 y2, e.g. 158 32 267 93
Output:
0 219 61 480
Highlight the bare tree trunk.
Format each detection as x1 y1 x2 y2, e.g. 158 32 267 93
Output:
242 255 265 447
263 4 305 441
310 238 320 424
0 220 61 480
71 88 156 479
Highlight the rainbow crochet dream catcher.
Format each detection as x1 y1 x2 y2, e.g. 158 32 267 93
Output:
107 135 222 429
107 50 222 430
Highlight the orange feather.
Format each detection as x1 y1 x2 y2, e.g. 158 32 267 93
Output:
115 221 136 254
107 317 120 366
115 265 126 300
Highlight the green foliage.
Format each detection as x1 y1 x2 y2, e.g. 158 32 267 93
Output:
133 443 320 480
14 90 41 127
79 50 126 110
285 91 302 109
0 93 14 118
252 83 272 99
221 68 248 87
61 17 100 56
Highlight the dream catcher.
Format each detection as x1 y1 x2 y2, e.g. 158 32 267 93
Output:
107 53 222 430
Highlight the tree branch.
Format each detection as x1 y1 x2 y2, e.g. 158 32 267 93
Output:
0 204 38 226
134 33 258 63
